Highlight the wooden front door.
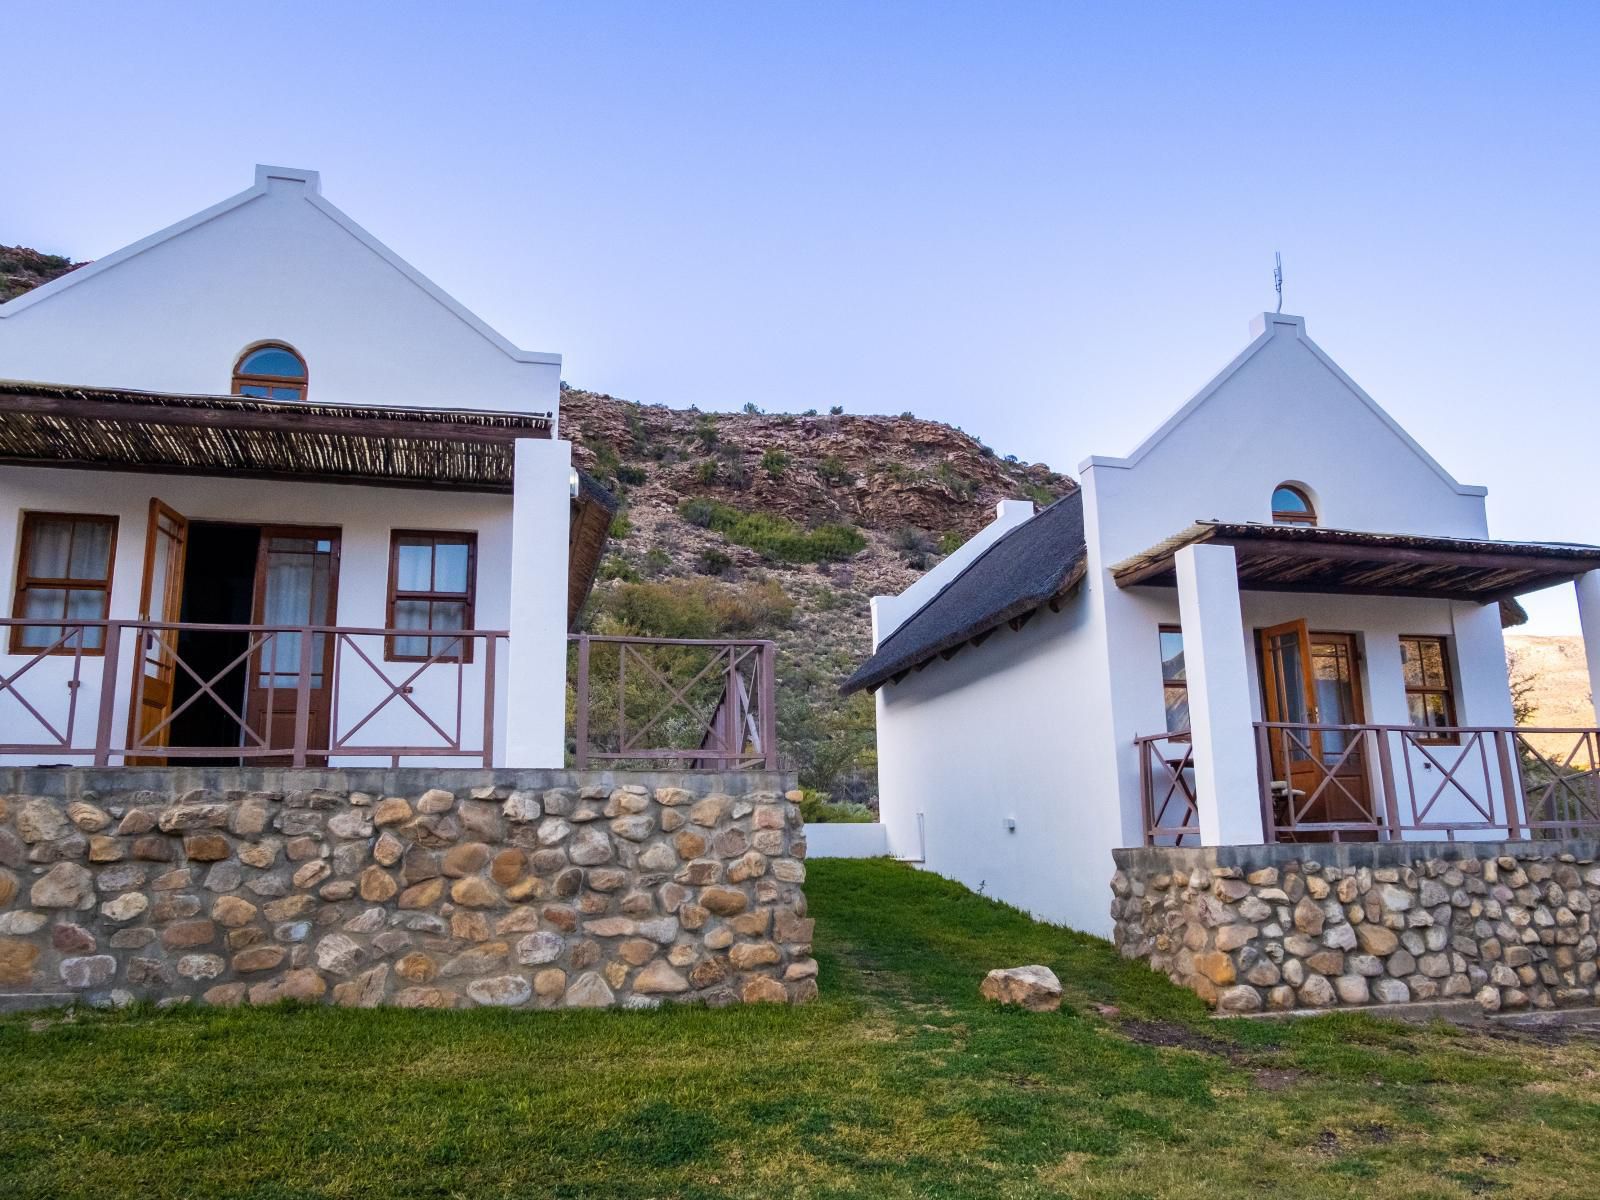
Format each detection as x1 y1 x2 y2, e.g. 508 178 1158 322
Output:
244 527 340 763
1259 621 1374 836
126 499 189 765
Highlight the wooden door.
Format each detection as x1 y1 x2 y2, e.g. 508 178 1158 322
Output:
126 499 188 765
245 527 340 764
1307 632 1374 831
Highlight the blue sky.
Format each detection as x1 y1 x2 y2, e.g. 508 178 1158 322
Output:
4 2 1597 631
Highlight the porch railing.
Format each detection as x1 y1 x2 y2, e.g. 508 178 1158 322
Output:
568 634 778 770
1138 722 1600 844
1136 731 1201 846
0 617 505 767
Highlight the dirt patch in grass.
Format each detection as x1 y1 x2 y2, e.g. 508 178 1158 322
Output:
1118 1018 1242 1059
1251 1067 1306 1092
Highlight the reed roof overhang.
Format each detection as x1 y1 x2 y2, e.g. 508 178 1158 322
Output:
1110 521 1600 616
0 379 552 491
0 379 615 630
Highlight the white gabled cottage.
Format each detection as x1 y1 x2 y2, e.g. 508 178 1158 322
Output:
0 166 614 769
846 312 1600 937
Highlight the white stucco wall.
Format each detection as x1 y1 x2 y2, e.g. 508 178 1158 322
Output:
0 166 561 421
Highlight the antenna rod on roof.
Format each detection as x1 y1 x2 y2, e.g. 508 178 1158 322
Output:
1273 251 1283 314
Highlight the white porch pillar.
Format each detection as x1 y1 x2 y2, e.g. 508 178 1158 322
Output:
1175 543 1265 845
1577 571 1600 725
505 437 572 768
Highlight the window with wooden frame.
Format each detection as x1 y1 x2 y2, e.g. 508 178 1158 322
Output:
10 512 119 654
1399 635 1458 743
232 342 308 400
1271 484 1317 526
1158 625 1189 733
386 531 476 661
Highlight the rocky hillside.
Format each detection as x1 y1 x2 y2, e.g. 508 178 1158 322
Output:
560 386 1073 806
1506 635 1595 758
0 246 82 302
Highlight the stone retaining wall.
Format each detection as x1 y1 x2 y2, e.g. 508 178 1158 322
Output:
1112 840 1600 1015
0 767 813 1011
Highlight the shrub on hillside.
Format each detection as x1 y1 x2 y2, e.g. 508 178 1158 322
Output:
817 456 854 486
597 577 794 639
616 464 648 486
760 448 790 479
676 498 865 563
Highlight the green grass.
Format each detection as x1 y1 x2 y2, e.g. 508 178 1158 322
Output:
4 859 1599 1198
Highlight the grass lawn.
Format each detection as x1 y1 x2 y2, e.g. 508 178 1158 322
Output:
5 858 1600 1199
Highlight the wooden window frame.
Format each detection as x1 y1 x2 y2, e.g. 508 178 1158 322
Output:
1271 483 1317 527
1398 634 1459 745
232 341 308 401
1158 624 1189 734
9 511 120 656
385 530 477 663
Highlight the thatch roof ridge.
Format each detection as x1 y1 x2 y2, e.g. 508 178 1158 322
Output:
840 492 1088 696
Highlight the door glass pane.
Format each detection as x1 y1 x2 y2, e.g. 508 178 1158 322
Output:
1270 631 1310 723
258 537 334 687
1311 639 1357 757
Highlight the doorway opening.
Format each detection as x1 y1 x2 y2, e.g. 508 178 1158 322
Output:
169 522 261 760
131 504 342 764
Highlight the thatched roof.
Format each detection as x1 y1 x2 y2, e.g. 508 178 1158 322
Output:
1111 521 1600 608
841 493 1087 695
0 379 551 490
0 378 610 629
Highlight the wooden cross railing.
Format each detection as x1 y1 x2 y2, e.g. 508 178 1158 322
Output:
569 634 778 770
1138 722 1600 845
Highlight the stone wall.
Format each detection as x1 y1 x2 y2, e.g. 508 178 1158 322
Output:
1112 840 1600 1015
0 767 813 1011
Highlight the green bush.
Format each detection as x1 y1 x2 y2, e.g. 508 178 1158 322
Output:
608 510 632 539
817 456 854 486
796 790 875 824
829 405 844 415
596 577 794 639
616 464 648 486
697 548 733 576
692 459 719 485
933 461 977 499
742 401 764 415
937 530 968 556
675 498 865 563
693 415 719 450
591 441 621 482
760 448 790 479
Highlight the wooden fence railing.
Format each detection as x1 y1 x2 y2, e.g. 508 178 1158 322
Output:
568 634 778 770
1138 722 1600 845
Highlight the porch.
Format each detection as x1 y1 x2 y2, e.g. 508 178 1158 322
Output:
1138 721 1600 845
0 619 778 770
1116 520 1600 849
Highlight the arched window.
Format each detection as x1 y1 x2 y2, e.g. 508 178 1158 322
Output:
1271 484 1316 526
232 343 307 400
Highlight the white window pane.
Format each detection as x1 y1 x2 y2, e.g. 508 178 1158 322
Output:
433 541 470 594
68 520 113 580
395 542 433 592
26 517 73 578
